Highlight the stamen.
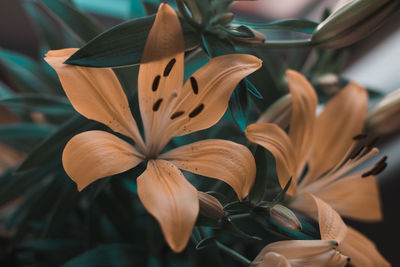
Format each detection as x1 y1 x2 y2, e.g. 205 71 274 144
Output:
170 111 184 119
163 58 176 77
189 104 204 118
349 145 365 160
152 98 163 111
362 156 387 177
353 133 368 140
190 77 199 94
152 75 161 92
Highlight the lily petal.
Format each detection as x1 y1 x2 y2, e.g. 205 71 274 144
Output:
138 3 184 147
156 54 262 150
137 159 199 253
286 70 318 175
260 252 291 267
63 130 144 191
339 227 390 267
253 240 348 267
296 174 382 222
306 82 368 184
308 194 348 242
245 123 297 195
160 139 255 200
45 49 145 151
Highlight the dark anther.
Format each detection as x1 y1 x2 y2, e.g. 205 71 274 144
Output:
372 162 387 175
189 104 204 118
170 111 184 119
377 156 388 165
190 76 199 94
152 75 161 92
163 58 176 77
152 98 163 111
352 133 368 140
366 136 380 149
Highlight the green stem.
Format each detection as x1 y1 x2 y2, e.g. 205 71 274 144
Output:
216 241 251 266
262 39 313 49
229 213 252 220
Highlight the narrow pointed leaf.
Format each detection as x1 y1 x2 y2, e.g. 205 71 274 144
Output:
249 146 268 205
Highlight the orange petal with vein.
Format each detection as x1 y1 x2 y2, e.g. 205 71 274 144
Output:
63 130 144 191
138 3 184 144
339 227 390 267
306 82 368 184
137 160 199 252
245 123 297 195
286 70 318 175
304 174 382 222
160 139 256 200
45 49 145 150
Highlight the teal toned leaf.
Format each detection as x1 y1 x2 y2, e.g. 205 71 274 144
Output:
66 15 200 67
249 146 268 205
0 123 54 141
229 80 249 132
240 19 318 34
0 93 73 115
39 0 103 43
16 115 102 173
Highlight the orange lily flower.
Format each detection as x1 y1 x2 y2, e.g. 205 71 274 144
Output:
44 3 261 252
246 69 383 222
253 194 390 267
246 70 389 265
253 194 349 267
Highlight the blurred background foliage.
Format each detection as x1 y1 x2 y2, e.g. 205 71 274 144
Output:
0 0 399 266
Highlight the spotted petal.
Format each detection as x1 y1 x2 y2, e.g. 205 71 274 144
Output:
305 82 368 184
160 139 256 200
151 54 262 153
63 130 144 191
286 70 318 175
45 49 145 151
245 123 297 195
138 3 184 149
137 160 199 253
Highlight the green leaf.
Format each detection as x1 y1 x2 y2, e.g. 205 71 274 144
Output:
62 244 145 267
0 123 54 141
39 0 103 44
0 93 73 115
0 48 57 93
196 237 217 250
229 80 248 132
0 81 14 98
249 146 268 205
240 19 318 34
66 15 201 67
16 115 102 173
270 177 292 205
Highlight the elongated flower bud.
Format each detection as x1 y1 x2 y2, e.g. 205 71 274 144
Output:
269 204 302 231
312 0 400 49
198 192 225 219
257 94 292 129
367 89 400 135
230 28 266 47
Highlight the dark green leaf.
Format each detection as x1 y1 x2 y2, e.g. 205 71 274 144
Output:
222 218 262 240
62 244 145 267
16 115 101 173
0 93 73 115
0 123 54 141
240 19 318 34
249 146 268 205
196 237 217 250
270 177 292 205
229 80 248 131
66 15 200 67
39 0 103 44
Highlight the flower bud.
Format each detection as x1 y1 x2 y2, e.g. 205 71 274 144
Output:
229 28 266 47
366 88 400 135
257 94 292 129
269 204 302 231
198 192 225 219
311 0 400 49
